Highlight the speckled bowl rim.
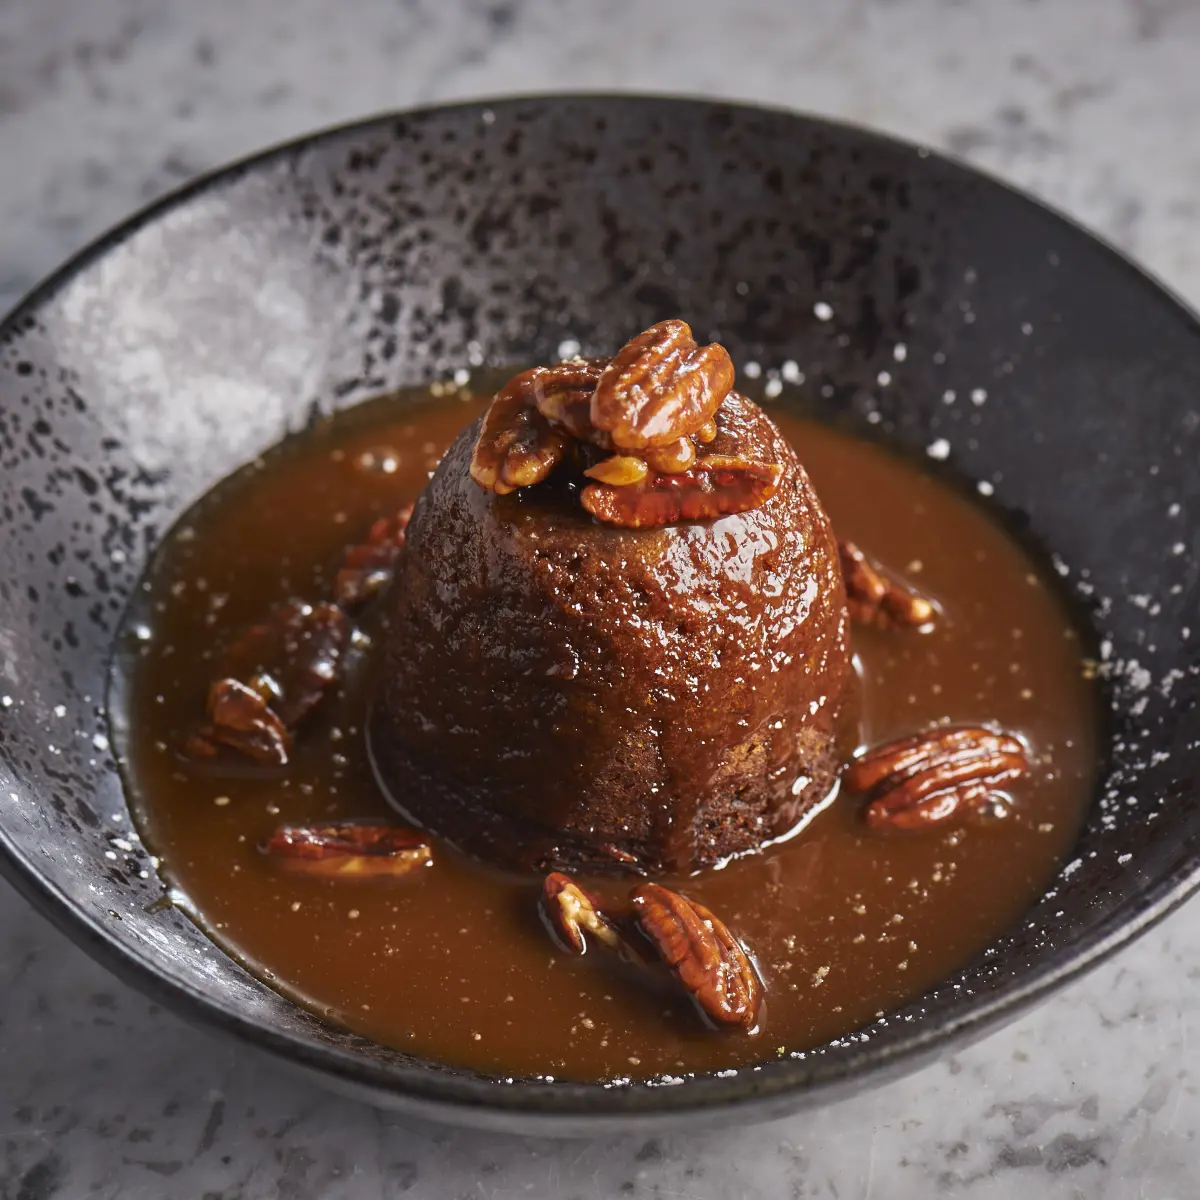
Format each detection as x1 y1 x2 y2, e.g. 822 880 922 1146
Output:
2 93 1200 1131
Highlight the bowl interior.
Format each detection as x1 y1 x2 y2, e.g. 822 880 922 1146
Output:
1 96 1199 1130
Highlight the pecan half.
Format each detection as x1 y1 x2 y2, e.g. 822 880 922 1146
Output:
590 321 735 450
223 600 350 728
470 371 571 493
335 504 413 609
530 357 612 448
630 883 763 1030
846 725 1031 831
190 678 292 767
187 601 350 766
582 455 782 529
539 871 626 956
262 821 432 878
839 540 937 629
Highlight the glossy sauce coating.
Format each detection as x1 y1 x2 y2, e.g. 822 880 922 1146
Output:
114 382 1099 1081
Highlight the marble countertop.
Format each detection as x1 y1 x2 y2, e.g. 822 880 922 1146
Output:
2 1 1199 1196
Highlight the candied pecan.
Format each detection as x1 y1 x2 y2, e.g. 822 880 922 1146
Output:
845 725 1031 831
262 821 432 878
224 600 350 728
590 321 735 450
582 455 782 529
539 872 626 956
195 678 292 767
470 371 571 494
584 454 650 487
335 504 413 609
642 435 697 475
630 883 763 1030
188 600 350 766
838 540 937 629
695 418 718 444
530 357 612 448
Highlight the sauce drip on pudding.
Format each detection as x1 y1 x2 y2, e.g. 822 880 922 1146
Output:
115 344 1099 1082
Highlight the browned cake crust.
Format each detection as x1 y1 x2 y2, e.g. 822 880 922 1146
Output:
369 392 851 874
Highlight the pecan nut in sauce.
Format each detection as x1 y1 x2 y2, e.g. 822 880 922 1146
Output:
581 455 783 529
838 540 937 629
225 600 351 728
335 504 414 609
539 871 626 956
845 725 1031 831
262 821 432 877
187 601 350 766
469 371 571 494
188 678 293 767
590 320 735 450
630 883 763 1030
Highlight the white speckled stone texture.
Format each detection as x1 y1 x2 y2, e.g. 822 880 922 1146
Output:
2 1 1199 1196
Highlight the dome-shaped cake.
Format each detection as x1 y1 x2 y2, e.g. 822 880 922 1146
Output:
369 323 852 874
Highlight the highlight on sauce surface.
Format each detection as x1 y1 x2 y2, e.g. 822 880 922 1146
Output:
112 323 1100 1082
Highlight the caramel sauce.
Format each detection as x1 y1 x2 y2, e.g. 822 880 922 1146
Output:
113 381 1099 1081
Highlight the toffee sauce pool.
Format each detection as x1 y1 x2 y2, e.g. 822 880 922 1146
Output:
113 383 1099 1081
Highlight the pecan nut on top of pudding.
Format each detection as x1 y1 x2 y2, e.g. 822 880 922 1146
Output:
368 321 852 874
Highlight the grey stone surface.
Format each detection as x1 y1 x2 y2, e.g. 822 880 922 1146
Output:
2 1 1199 1195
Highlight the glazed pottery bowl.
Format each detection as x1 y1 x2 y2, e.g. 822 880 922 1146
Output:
1 96 1198 1134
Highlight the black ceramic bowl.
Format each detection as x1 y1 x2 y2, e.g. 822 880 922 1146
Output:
1 96 1198 1134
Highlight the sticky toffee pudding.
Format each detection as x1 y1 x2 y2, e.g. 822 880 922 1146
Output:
115 323 1099 1081
371 326 852 876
